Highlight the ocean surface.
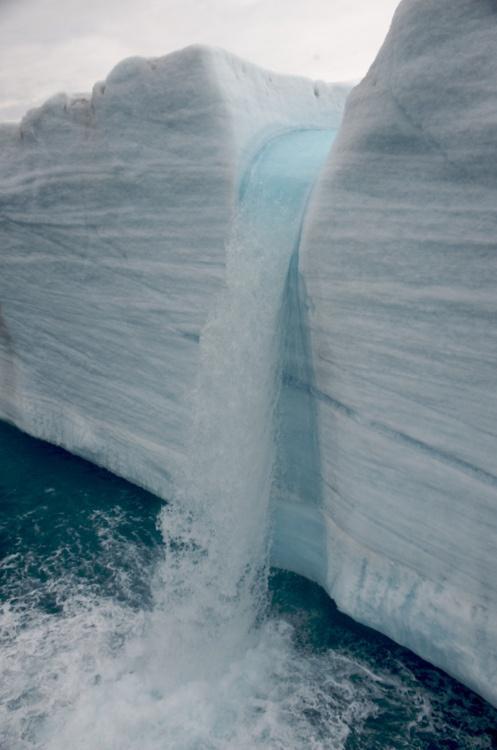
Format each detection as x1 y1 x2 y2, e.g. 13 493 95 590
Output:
1 419 496 749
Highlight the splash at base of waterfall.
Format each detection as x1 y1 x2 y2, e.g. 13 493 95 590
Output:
1 421 496 750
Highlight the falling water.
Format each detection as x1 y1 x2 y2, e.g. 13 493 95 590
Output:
146 128 338 682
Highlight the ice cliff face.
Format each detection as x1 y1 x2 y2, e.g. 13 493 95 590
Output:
300 0 497 706
1 0 496 710
0 47 346 499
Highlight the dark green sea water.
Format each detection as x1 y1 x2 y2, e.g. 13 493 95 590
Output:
1 420 496 749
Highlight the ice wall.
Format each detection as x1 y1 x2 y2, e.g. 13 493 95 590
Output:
0 47 347 502
300 0 497 706
3 8 496 708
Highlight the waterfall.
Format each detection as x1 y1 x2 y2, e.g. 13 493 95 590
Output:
145 128 337 684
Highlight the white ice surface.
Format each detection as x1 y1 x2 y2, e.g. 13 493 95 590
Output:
3 11 496 709
300 0 497 707
0 46 346 503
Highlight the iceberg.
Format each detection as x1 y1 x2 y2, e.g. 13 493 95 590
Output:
300 0 497 706
1 0 496 710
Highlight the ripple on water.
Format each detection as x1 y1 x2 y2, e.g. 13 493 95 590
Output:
1 421 497 749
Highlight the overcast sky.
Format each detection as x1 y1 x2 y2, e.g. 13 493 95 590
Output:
0 0 399 122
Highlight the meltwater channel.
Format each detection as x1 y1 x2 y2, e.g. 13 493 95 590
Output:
1 129 497 750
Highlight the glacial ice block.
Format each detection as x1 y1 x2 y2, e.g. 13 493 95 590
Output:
0 46 347 500
300 0 497 706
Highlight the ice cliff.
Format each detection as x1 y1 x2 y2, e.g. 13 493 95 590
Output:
300 0 497 706
1 0 496 710
0 46 346 498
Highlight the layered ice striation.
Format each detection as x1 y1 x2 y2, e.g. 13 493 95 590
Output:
300 0 497 706
2 3 497 710
0 46 347 500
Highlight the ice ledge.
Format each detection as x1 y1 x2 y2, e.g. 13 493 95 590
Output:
10 45 348 155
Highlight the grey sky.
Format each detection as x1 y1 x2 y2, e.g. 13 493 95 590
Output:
0 0 399 122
